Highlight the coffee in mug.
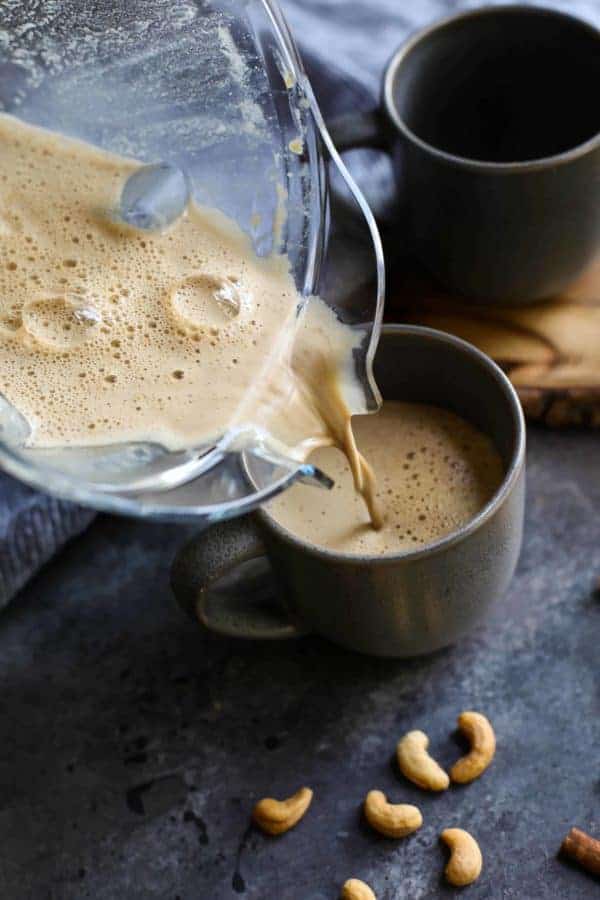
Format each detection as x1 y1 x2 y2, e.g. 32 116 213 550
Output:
269 401 504 555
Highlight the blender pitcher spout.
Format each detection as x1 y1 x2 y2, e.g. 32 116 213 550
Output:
304 86 385 418
259 0 385 417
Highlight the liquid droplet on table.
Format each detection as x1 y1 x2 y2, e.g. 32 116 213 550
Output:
119 163 191 231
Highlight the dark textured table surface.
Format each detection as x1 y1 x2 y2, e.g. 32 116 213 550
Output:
1 426 599 900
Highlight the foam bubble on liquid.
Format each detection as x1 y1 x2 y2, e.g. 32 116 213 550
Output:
0 313 22 335
168 274 245 332
21 297 101 351
0 212 13 237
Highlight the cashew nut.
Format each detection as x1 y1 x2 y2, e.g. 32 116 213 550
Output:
450 711 496 783
363 789 423 838
341 878 376 900
441 828 483 886
252 787 313 835
396 730 450 791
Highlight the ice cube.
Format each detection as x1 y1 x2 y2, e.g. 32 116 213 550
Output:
119 163 191 231
0 394 31 446
214 280 243 318
72 306 102 326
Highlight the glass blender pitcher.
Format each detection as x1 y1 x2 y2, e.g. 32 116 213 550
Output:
0 0 384 524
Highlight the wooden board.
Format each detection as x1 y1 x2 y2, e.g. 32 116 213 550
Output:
387 260 600 428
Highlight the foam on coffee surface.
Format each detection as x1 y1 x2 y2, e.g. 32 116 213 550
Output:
0 113 361 458
269 402 504 555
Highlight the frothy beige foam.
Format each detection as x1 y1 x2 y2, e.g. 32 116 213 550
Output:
0 114 380 522
269 402 504 556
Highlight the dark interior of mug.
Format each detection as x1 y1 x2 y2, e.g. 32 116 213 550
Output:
374 327 521 474
391 8 600 162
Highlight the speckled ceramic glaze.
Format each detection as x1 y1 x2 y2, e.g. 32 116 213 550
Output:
171 325 526 657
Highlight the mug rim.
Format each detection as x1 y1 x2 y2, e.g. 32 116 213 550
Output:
382 4 600 173
260 323 526 566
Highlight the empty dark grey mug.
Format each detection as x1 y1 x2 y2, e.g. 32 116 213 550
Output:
330 5 600 303
171 325 526 657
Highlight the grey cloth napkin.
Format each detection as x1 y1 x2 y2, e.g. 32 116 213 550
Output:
285 0 600 97
0 476 94 606
1 0 598 606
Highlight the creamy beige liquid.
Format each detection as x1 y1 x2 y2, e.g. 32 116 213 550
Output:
269 401 504 555
0 114 379 521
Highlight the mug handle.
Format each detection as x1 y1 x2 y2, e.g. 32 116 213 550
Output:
327 108 390 152
170 515 308 640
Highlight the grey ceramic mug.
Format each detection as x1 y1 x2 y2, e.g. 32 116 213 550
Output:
330 5 600 303
171 325 526 657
